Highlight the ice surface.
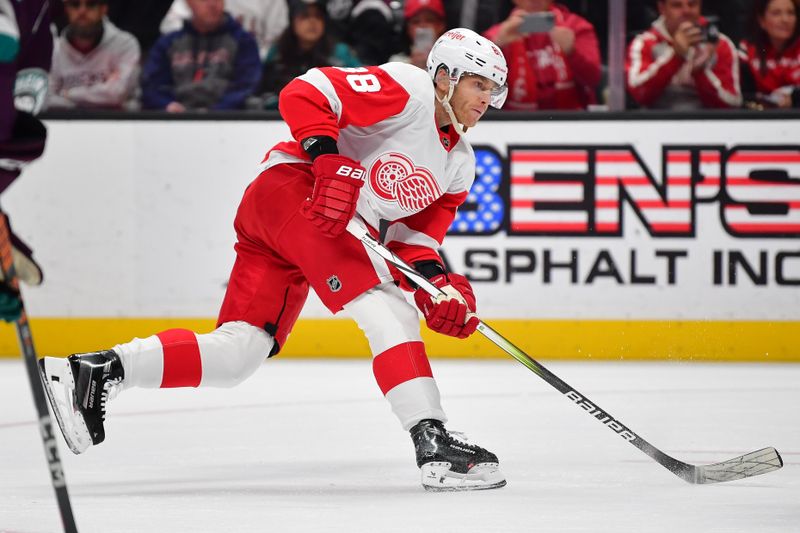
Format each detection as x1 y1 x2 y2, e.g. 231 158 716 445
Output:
1 359 797 533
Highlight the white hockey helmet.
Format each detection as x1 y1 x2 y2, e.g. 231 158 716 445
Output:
426 28 509 109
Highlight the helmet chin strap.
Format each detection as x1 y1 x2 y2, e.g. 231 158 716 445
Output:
436 80 468 136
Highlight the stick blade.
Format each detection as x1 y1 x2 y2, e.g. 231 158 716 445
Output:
695 447 783 484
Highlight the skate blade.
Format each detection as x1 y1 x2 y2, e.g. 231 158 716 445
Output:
421 462 507 492
39 357 92 454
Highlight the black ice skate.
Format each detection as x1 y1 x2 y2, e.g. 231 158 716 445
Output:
411 419 506 492
39 350 124 454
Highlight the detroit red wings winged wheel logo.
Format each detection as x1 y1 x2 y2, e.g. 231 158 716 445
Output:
368 153 442 212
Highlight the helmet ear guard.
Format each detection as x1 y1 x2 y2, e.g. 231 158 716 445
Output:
432 64 451 88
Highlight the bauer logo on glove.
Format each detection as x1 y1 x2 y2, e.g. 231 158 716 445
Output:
334 165 365 180
301 154 366 238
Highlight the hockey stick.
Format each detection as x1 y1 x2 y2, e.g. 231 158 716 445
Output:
346 220 784 484
0 214 79 533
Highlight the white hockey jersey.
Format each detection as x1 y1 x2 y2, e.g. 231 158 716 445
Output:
262 62 476 266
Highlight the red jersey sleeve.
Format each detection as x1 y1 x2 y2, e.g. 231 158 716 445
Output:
693 36 742 108
626 32 685 106
278 66 411 143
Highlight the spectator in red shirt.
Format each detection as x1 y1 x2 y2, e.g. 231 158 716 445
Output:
626 0 741 109
483 0 601 111
739 0 800 108
389 0 448 70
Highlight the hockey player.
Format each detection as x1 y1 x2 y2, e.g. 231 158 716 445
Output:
0 0 53 316
40 28 510 492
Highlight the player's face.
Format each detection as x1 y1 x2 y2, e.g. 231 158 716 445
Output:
760 0 797 45
658 0 702 34
64 0 107 30
451 74 494 127
293 6 325 47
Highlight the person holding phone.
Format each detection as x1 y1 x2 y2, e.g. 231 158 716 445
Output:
626 0 741 109
389 0 447 70
482 0 601 110
739 0 800 108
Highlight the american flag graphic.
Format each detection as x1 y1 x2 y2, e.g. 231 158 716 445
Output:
450 149 504 234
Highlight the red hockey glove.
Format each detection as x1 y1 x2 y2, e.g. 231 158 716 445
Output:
413 273 479 339
301 154 366 238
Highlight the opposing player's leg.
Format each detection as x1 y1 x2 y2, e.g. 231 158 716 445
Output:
1 16 54 285
0 111 47 285
344 283 506 491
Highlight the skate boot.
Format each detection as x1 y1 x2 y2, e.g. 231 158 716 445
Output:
411 419 506 492
39 350 124 454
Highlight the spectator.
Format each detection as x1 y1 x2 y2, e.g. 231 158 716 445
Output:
389 0 447 70
483 1 601 111
253 0 359 109
740 0 800 108
160 0 289 61
48 0 141 110
141 0 261 112
626 0 741 109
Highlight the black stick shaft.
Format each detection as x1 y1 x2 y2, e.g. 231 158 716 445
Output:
0 215 79 533
345 221 698 481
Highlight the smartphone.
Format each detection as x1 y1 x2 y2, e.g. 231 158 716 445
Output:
518 12 555 35
413 27 436 52
698 16 720 44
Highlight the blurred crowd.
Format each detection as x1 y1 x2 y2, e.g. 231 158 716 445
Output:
44 0 800 113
